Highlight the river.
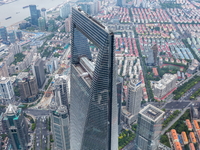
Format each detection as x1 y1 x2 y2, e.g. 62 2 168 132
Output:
0 0 67 27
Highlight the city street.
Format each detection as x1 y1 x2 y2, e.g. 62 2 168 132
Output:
34 116 49 150
24 109 50 116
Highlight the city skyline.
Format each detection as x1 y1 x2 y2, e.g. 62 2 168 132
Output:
0 0 200 150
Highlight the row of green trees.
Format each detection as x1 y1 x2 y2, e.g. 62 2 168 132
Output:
162 110 181 129
45 78 53 90
173 76 200 100
157 65 180 77
118 129 135 150
190 88 200 100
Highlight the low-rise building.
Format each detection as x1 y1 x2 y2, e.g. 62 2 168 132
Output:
189 132 197 143
171 129 179 143
174 142 182 150
186 119 193 131
181 131 188 145
193 120 200 131
189 143 195 150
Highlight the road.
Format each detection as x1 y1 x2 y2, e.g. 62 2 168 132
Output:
34 116 49 150
122 140 134 150
161 105 190 135
24 109 50 116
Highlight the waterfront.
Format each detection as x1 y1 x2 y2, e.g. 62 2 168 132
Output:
0 0 66 27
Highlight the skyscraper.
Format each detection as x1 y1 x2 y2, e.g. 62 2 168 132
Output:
16 30 22 41
51 105 70 150
70 7 118 150
60 3 70 19
0 26 8 42
8 31 16 43
18 76 38 102
126 80 142 122
29 5 40 26
32 59 45 88
0 77 15 104
41 8 47 21
54 77 69 108
2 104 29 150
116 0 122 7
38 17 46 31
134 104 164 150
65 17 71 33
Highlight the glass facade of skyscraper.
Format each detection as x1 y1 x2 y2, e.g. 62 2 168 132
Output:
70 7 118 150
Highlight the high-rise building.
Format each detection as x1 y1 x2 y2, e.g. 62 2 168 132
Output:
9 43 22 55
32 59 45 88
16 30 22 41
134 104 164 150
46 58 58 74
53 76 69 108
0 136 2 150
2 104 29 150
116 0 122 6
0 62 9 77
116 77 123 132
60 3 70 19
18 76 38 102
8 31 16 43
0 26 8 42
127 80 142 120
41 8 47 21
0 77 14 104
29 5 40 26
70 7 118 150
65 17 71 33
121 79 143 125
38 17 46 31
51 105 70 150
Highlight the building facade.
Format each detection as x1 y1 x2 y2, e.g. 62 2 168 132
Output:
32 59 45 88
122 79 143 125
16 31 22 41
0 77 14 104
38 17 46 31
29 5 40 26
60 3 70 19
41 8 47 21
0 26 8 42
153 73 177 100
18 76 38 102
135 104 164 150
8 31 16 43
2 104 29 150
0 62 9 77
65 17 71 33
70 7 118 150
51 105 70 150
54 76 69 108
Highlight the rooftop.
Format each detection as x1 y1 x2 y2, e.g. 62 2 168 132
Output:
140 104 164 121
5 104 18 115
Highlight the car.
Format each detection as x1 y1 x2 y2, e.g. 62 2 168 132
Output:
37 143 39 146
